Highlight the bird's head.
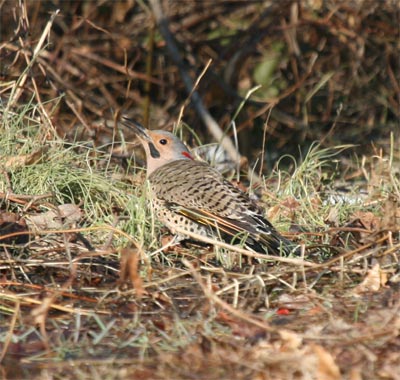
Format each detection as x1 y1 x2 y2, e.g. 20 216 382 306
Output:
122 117 193 176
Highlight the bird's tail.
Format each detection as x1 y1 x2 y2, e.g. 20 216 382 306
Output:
259 230 301 256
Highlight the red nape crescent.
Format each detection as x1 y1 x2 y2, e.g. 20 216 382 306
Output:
182 151 193 160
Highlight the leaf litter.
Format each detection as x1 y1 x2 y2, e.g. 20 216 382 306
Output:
0 1 399 379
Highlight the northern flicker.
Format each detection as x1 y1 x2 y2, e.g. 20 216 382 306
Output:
123 117 299 256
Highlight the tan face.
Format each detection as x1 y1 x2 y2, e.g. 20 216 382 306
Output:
137 130 193 175
145 131 178 159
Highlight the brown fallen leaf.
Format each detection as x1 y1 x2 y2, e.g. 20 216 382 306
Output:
381 195 400 231
351 211 380 231
311 344 341 380
279 329 303 351
26 203 82 230
1 147 48 169
119 247 145 298
353 263 387 295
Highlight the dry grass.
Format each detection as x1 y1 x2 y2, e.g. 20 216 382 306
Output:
1 1 399 379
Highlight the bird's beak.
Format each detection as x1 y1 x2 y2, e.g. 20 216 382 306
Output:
121 117 151 141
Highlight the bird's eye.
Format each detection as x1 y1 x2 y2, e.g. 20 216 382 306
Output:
159 139 167 145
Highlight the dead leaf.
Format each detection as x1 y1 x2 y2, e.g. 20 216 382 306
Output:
349 366 363 380
1 148 47 169
381 195 400 231
281 197 301 211
26 203 82 230
311 344 341 380
326 206 340 226
353 263 387 295
351 211 380 231
279 329 303 351
119 247 145 298
0 212 19 224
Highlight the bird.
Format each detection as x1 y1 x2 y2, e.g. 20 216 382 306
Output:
122 117 300 256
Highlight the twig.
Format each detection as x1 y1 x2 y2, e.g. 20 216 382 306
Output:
71 48 163 85
1 291 109 316
259 108 273 179
177 59 212 128
173 225 313 267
